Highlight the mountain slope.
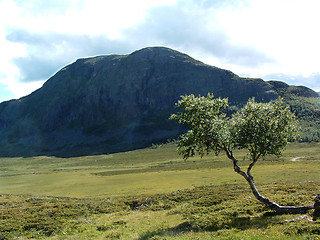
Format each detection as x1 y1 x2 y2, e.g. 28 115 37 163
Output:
266 80 320 142
0 47 313 157
267 80 319 98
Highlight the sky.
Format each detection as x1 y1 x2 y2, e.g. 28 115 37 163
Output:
0 0 319 102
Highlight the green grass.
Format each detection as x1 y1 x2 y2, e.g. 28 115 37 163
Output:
1 142 320 239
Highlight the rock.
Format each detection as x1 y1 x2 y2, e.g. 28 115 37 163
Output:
0 47 289 157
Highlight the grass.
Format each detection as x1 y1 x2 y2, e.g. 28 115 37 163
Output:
1 142 320 239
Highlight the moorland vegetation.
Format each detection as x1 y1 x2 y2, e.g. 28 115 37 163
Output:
170 94 314 214
1 142 320 239
0 47 320 239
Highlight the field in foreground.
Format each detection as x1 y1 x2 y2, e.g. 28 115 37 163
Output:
1 142 320 239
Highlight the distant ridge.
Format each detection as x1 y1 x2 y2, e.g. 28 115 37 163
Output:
267 80 320 98
0 47 317 157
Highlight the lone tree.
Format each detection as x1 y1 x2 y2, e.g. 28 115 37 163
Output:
170 93 314 214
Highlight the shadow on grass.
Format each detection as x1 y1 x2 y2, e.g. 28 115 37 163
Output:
138 222 193 240
137 214 284 240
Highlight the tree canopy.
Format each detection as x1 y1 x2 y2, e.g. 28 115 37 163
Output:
170 93 299 161
171 94 313 213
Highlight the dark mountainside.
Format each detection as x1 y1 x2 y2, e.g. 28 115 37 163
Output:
0 47 318 157
267 80 319 98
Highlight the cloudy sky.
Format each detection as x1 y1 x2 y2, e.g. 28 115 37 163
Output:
0 0 319 102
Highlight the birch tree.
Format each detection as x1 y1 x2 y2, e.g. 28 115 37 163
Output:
170 94 313 213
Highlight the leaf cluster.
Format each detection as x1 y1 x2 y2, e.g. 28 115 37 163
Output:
171 94 300 162
285 95 320 142
232 98 299 159
170 94 229 158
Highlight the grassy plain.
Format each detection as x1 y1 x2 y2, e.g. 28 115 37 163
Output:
1 142 320 239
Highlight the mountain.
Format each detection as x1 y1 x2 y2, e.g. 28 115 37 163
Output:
265 80 320 142
0 47 317 157
267 80 319 98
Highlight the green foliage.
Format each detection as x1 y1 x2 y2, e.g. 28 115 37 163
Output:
0 195 127 239
269 82 320 142
284 96 320 142
170 93 229 158
2 183 319 239
232 98 299 159
1 143 320 239
171 94 300 161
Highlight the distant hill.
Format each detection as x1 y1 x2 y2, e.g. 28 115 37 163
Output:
267 81 319 98
266 80 320 142
0 47 318 157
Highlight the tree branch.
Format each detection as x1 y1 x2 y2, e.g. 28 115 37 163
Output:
222 146 313 214
243 169 313 214
223 144 247 179
172 94 310 215
247 152 262 180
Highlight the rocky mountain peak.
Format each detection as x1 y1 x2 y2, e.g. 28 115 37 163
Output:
0 47 310 157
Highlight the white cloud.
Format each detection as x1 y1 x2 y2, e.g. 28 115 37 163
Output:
0 0 27 98
0 30 26 82
5 80 43 98
0 0 319 100
4 0 179 38
216 0 320 77
0 0 179 99
125 0 273 68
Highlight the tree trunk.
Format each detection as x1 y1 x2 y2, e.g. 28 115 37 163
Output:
313 195 320 220
244 174 314 214
229 154 314 214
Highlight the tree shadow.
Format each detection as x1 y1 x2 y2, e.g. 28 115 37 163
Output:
137 213 303 240
138 222 193 240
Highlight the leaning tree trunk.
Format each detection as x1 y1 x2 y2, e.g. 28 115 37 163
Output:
244 172 313 214
227 152 314 214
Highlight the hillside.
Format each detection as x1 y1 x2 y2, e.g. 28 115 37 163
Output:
0 47 317 157
267 80 320 142
267 80 319 98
